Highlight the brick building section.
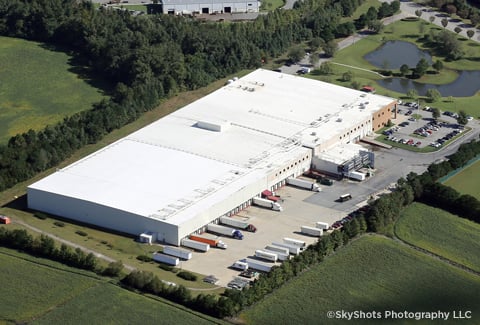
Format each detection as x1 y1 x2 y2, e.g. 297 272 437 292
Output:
372 102 396 132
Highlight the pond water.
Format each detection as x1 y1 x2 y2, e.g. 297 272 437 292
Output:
364 41 432 70
364 40 480 97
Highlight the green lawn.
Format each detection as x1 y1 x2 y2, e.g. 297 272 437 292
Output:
315 19 480 116
443 160 480 200
0 36 108 143
260 0 285 11
0 248 223 325
241 235 480 324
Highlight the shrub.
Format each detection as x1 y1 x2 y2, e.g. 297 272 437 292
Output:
159 264 175 272
75 230 88 237
35 212 47 220
137 255 153 262
53 221 65 227
177 271 197 281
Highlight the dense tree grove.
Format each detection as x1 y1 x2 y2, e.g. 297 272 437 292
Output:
0 0 381 191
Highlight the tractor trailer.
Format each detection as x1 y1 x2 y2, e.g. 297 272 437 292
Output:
190 234 228 249
244 258 273 272
264 248 290 261
316 222 329 230
252 197 283 211
286 178 321 192
153 252 179 266
220 216 257 232
163 246 193 260
207 224 244 240
300 225 323 237
181 238 210 252
254 250 278 262
271 242 301 255
349 171 366 181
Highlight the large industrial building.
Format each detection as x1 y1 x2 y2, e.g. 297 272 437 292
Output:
160 0 260 15
27 69 396 245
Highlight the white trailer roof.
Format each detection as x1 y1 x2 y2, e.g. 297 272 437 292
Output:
29 69 394 226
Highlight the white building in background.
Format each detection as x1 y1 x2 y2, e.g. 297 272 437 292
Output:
161 0 260 15
27 69 396 245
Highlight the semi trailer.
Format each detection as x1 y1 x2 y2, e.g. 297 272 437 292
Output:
286 178 321 192
220 216 257 232
283 237 306 248
244 258 273 272
153 252 179 266
163 246 193 260
181 238 210 252
349 171 366 181
254 249 278 262
263 248 290 261
252 197 283 211
264 245 289 255
315 222 329 230
300 225 323 237
190 234 228 249
271 242 301 255
207 224 244 239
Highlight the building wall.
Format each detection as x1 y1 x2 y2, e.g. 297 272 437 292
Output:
372 101 396 131
162 1 259 14
27 188 179 244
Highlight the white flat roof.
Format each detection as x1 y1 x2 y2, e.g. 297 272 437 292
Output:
29 69 394 225
316 143 367 165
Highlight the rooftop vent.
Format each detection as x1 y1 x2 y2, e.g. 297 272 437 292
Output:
311 132 317 136
336 118 343 122
196 119 230 132
360 94 367 98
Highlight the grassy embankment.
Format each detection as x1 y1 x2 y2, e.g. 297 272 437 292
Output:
0 36 108 143
241 235 480 324
310 19 480 116
0 248 224 325
443 160 480 200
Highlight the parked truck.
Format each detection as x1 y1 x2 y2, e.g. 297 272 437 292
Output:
286 177 321 192
315 222 329 230
232 260 249 271
264 248 290 261
271 242 301 255
349 171 366 181
163 246 193 260
181 238 210 252
255 249 278 262
153 252 179 266
190 234 228 249
252 197 283 211
244 258 273 272
220 216 257 232
301 225 323 237
207 224 244 240
283 237 306 248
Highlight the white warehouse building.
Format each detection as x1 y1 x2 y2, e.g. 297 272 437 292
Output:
27 69 396 245
161 0 260 15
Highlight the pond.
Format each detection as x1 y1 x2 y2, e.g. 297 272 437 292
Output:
364 41 432 69
364 40 480 97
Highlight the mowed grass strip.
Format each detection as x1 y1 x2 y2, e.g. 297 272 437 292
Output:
241 236 480 325
31 282 222 325
0 249 99 323
395 202 480 272
0 36 107 143
443 160 480 200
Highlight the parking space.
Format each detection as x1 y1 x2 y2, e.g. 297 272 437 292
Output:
382 104 468 149
180 186 353 287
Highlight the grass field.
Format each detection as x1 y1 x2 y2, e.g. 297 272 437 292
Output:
395 202 480 272
0 36 108 143
0 248 223 325
317 19 480 116
443 159 480 200
241 235 480 324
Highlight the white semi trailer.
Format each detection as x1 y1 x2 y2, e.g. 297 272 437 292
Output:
349 171 366 181
263 248 290 261
153 252 179 266
254 249 278 262
283 237 306 248
301 225 323 237
181 238 210 252
316 222 329 230
163 246 193 260
271 242 301 255
252 197 283 211
220 216 257 232
286 178 321 192
244 258 273 272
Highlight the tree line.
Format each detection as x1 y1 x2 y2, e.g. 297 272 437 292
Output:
0 0 389 191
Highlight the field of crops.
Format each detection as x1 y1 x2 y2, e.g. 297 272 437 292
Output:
0 248 222 325
0 36 107 143
395 202 480 272
241 236 480 324
443 160 480 200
